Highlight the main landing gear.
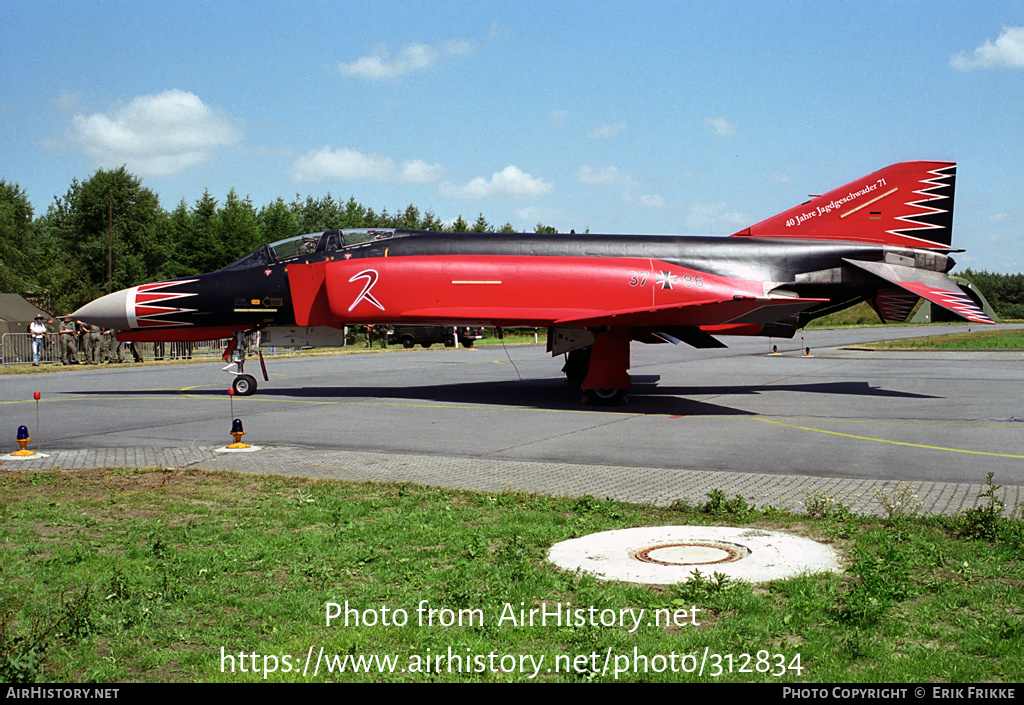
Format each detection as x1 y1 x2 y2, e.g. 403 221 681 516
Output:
581 388 627 405
561 327 631 405
223 330 266 396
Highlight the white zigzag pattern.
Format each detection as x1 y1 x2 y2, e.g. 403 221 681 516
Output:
888 164 955 243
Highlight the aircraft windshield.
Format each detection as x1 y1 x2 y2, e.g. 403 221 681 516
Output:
222 229 398 270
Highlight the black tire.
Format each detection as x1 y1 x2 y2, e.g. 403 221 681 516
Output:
232 374 257 396
582 388 627 405
421 343 432 348
402 337 415 349
443 335 456 347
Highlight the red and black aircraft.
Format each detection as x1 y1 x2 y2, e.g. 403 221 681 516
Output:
73 161 992 400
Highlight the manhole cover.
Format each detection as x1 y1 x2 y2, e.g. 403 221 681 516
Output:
633 541 750 566
548 526 843 584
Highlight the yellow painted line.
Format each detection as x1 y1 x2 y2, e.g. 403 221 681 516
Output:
755 417 1024 459
767 416 1019 430
1 393 179 404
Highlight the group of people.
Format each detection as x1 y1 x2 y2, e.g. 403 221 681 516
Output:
28 314 142 366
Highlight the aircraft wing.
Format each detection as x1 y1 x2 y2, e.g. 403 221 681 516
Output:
843 259 994 324
553 296 827 328
392 297 826 329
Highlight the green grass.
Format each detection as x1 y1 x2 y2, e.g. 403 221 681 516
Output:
862 329 1024 350
2 468 1022 683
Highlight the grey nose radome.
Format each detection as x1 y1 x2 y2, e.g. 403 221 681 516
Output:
72 288 130 328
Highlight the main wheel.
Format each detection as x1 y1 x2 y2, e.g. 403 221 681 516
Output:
581 388 626 405
232 374 257 396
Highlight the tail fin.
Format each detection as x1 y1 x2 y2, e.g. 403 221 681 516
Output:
732 161 956 249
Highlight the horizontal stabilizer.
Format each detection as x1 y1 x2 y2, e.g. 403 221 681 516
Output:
843 259 994 324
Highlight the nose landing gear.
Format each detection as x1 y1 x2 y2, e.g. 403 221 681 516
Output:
223 330 263 396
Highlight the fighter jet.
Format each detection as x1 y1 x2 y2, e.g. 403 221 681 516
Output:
73 161 992 401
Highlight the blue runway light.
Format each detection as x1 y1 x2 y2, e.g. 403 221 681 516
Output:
226 417 251 449
17 425 29 441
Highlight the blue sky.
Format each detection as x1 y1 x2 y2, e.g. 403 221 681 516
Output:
3 1 1022 271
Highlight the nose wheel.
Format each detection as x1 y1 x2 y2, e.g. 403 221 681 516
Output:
232 374 257 396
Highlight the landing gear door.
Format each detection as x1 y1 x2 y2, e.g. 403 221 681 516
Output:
547 327 595 356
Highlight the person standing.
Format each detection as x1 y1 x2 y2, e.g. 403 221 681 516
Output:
29 314 47 366
102 328 116 363
88 324 102 364
78 321 91 363
59 315 78 364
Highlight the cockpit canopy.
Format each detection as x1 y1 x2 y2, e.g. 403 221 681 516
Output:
222 228 399 270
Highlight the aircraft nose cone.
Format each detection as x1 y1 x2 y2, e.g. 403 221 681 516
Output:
72 289 130 328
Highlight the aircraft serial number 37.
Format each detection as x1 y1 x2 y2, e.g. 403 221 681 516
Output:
74 161 992 402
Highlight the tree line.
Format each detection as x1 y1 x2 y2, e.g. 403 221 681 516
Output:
0 167 558 315
957 269 1024 320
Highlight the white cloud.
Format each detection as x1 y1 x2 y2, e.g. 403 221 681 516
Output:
638 194 666 209
951 26 1024 70
686 202 748 231
339 40 475 80
440 165 552 199
588 121 628 139
578 165 637 188
772 172 793 184
621 192 666 209
548 109 569 125
399 159 446 183
291 147 391 181
291 146 444 184
990 212 1018 223
70 89 240 176
703 116 738 136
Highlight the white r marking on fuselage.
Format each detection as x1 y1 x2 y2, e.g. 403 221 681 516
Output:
348 269 385 312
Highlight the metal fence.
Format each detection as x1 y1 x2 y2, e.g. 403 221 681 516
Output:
1 332 271 366
1 332 60 365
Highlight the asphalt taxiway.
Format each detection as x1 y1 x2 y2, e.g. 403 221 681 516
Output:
3 324 1022 514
